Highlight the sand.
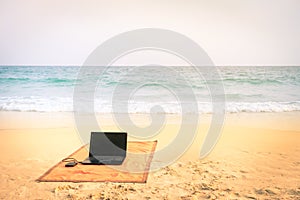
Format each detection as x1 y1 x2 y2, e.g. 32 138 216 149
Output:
0 111 299 199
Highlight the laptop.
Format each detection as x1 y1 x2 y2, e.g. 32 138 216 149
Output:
81 132 127 165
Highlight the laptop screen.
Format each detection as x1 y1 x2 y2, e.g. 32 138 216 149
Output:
89 132 127 157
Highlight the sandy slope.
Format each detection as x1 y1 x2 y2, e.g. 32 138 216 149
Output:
0 111 299 200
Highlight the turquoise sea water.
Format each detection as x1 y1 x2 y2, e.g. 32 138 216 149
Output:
0 66 299 113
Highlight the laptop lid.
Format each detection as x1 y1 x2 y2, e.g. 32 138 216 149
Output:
89 132 127 158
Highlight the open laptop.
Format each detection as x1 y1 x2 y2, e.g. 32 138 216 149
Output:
81 132 127 165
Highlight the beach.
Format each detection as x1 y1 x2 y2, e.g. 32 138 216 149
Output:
1 0 300 198
0 111 299 199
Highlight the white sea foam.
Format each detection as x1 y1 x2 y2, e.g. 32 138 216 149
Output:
0 96 300 113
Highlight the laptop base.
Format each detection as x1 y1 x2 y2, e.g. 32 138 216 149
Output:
81 157 124 165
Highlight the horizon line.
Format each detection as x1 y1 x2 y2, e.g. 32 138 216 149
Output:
1 65 300 67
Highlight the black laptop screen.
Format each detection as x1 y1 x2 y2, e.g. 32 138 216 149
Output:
89 132 127 157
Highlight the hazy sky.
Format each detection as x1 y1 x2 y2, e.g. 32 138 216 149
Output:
0 0 299 66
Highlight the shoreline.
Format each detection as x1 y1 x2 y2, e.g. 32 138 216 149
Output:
1 110 299 130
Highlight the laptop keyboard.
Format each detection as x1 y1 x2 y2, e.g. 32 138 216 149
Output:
93 156 123 162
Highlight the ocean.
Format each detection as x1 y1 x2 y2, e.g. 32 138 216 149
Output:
0 66 299 113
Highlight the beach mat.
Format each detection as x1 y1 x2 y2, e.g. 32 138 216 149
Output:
37 141 157 183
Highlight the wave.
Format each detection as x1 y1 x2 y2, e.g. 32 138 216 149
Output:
44 78 76 83
0 77 31 82
225 101 300 113
222 78 283 85
0 96 299 113
0 77 76 84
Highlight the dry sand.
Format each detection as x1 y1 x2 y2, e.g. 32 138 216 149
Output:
0 111 299 200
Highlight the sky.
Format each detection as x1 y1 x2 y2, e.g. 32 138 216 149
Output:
0 0 300 66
